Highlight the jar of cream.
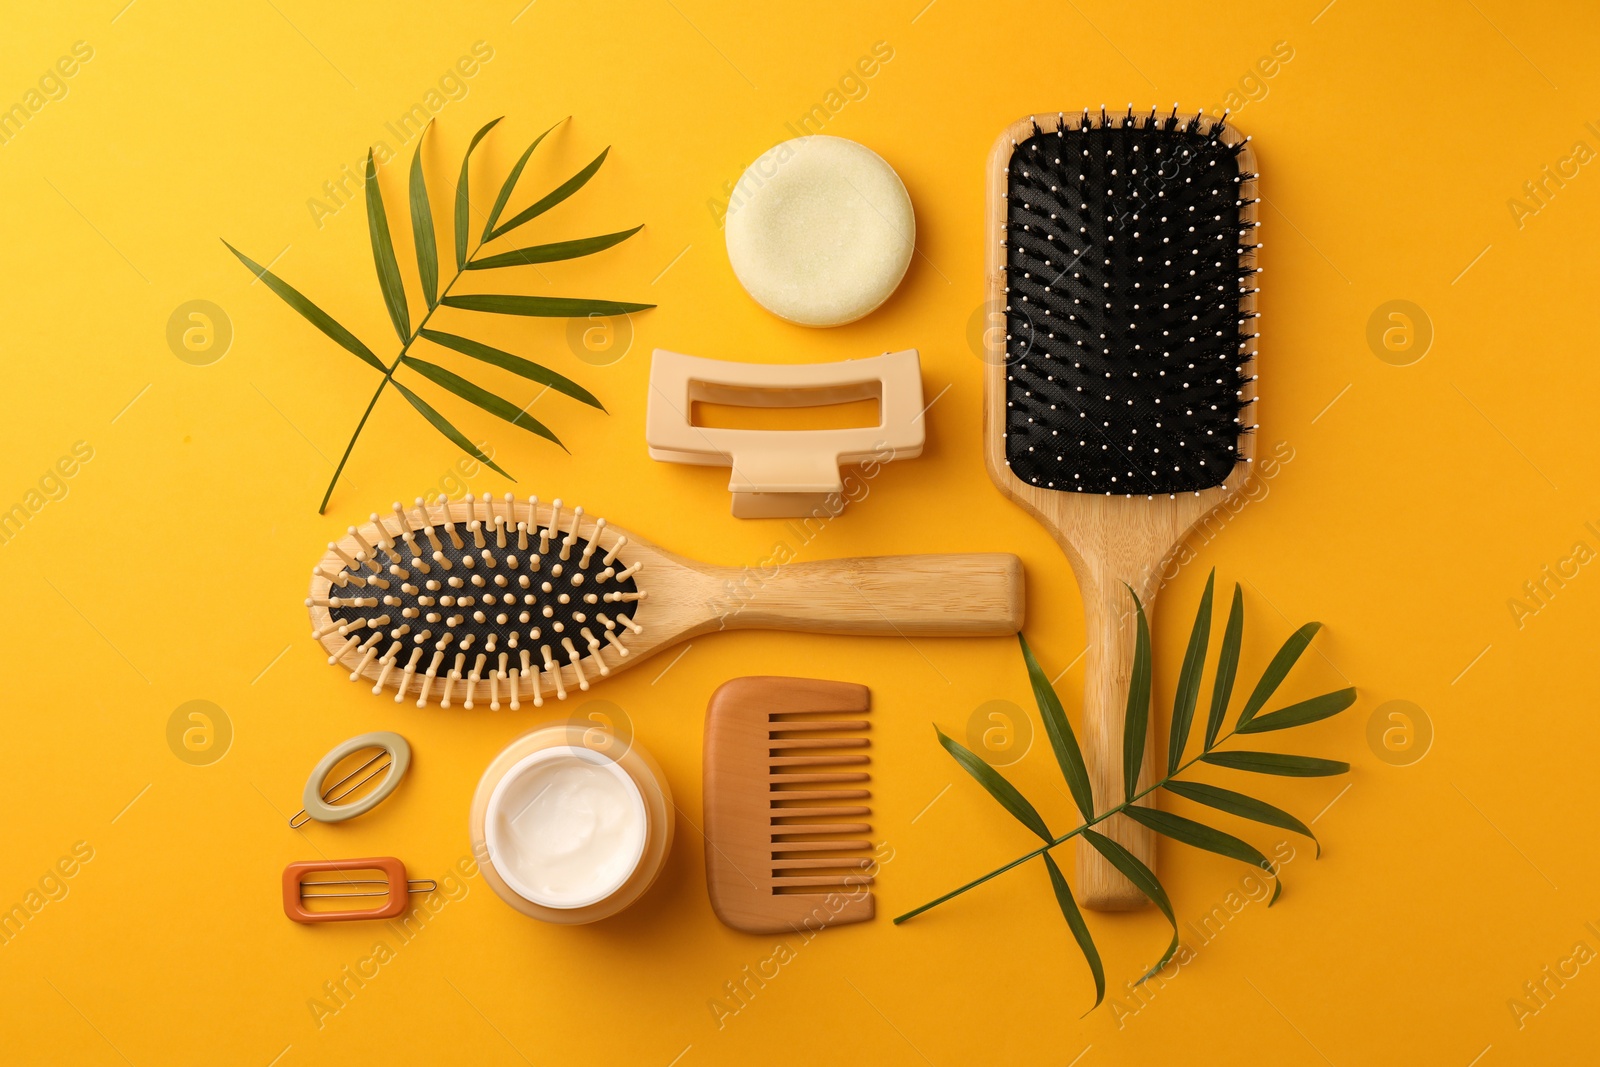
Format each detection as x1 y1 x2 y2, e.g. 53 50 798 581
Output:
471 723 673 923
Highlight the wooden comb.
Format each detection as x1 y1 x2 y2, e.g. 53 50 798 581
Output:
703 677 874 934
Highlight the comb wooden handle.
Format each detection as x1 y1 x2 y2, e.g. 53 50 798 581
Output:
712 553 1024 636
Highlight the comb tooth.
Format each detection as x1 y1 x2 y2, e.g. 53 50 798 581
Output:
771 876 876 895
768 719 870 734
768 789 870 802
770 839 872 852
770 857 873 871
771 806 871 819
768 755 869 767
769 737 868 750
768 857 870 870
771 823 871 836
769 772 870 785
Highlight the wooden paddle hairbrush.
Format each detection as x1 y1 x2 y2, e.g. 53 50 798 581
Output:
309 494 1024 708
984 107 1260 909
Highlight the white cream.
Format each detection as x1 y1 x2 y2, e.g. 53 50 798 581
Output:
485 747 647 909
725 136 915 327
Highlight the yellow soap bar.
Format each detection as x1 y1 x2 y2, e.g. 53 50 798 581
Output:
725 136 915 327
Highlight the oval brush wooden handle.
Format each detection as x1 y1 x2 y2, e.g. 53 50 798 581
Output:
1077 566 1160 910
713 553 1024 635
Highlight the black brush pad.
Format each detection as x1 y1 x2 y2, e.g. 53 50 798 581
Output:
329 526 639 662
1003 119 1251 495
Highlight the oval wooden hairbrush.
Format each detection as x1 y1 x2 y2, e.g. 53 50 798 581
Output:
308 494 1024 708
984 107 1260 909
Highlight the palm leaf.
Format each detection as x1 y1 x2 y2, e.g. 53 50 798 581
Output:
455 116 503 269
1168 570 1215 774
1125 806 1280 905
482 119 562 241
419 328 603 410
1122 588 1152 801
442 293 654 317
1236 688 1357 734
389 378 510 478
467 226 643 270
1082 830 1179 981
400 356 562 448
1163 780 1321 857
223 241 385 373
408 125 439 307
1236 622 1322 730
488 147 610 241
934 727 1052 843
1042 853 1104 1010
1019 634 1093 822
1201 751 1348 777
364 149 410 343
1205 584 1245 749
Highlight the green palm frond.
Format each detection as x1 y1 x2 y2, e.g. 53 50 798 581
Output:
224 116 651 512
896 570 1357 1013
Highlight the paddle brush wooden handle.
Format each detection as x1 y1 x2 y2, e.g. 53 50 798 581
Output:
715 553 1024 635
1076 562 1161 910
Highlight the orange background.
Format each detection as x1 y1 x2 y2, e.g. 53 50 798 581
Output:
1 1 1596 1063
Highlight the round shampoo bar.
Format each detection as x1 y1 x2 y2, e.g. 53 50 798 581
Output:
725 136 914 327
